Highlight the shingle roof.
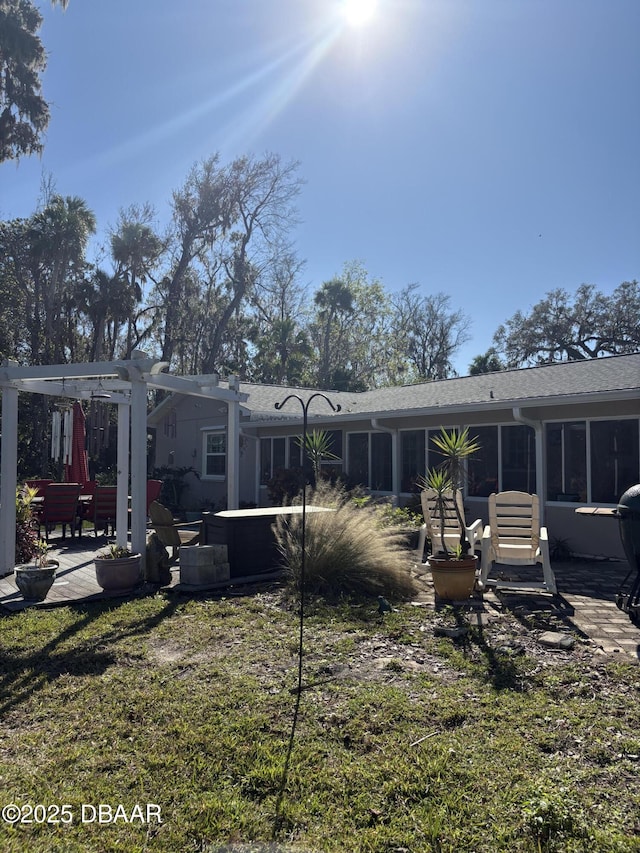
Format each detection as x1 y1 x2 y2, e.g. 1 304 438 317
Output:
240 353 640 424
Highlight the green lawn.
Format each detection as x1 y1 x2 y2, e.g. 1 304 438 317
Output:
0 588 639 852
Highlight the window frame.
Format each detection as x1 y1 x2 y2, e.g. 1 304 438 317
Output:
545 415 640 505
346 430 393 493
201 425 227 481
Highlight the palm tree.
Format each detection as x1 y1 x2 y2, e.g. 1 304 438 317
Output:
314 279 354 388
27 194 96 363
110 209 163 357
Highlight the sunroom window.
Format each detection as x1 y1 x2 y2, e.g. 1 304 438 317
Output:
347 432 392 491
546 422 586 502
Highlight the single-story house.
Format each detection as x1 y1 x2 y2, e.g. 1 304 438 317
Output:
148 352 640 560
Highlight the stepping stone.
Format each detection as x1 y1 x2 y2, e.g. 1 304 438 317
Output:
434 625 469 639
538 630 575 650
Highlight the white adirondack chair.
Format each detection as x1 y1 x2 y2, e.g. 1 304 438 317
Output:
479 491 557 594
416 488 483 564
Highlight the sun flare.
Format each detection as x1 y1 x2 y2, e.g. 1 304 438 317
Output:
341 0 379 28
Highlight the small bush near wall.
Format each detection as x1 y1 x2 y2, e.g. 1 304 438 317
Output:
274 482 416 600
267 467 305 505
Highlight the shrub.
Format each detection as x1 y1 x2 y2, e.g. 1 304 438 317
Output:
15 485 39 565
274 482 416 600
267 466 305 505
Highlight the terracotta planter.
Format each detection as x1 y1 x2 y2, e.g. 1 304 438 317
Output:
15 560 59 601
94 553 142 592
428 554 478 601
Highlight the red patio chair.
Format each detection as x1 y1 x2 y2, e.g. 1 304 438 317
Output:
38 483 82 542
91 485 118 538
76 481 97 536
146 479 163 514
24 479 53 497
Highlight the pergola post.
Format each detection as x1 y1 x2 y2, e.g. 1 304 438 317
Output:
129 375 148 570
116 402 130 548
227 399 239 510
0 385 18 576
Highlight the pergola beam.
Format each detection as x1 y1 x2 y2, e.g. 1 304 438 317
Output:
143 372 246 403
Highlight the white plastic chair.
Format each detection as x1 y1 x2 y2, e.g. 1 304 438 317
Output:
479 491 557 594
416 488 483 564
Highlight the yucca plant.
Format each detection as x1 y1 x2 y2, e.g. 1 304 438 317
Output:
299 429 339 481
421 466 455 557
274 482 415 600
423 427 481 558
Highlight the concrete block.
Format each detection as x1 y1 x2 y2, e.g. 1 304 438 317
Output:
180 543 227 567
179 545 230 586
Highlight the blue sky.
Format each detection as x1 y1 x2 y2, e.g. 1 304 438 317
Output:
2 0 639 375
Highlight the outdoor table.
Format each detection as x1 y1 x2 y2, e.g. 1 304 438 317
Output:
574 507 617 518
203 505 334 579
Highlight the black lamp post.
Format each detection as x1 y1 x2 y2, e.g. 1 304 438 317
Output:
274 392 341 693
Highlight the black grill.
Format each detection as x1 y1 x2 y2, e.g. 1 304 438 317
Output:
615 484 640 625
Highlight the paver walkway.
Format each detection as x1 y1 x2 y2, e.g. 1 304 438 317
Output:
1 542 639 660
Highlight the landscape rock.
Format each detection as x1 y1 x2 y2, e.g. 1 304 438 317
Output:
538 630 576 650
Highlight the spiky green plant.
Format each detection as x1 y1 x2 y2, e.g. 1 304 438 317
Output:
419 466 455 557
299 429 339 480
424 427 480 556
274 482 415 600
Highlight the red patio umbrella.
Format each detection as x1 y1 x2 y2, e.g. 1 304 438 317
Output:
65 401 90 484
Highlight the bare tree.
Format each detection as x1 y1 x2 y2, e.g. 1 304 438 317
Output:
154 152 302 373
391 284 471 381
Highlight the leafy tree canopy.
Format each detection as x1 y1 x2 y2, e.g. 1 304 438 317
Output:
0 0 68 163
492 281 640 367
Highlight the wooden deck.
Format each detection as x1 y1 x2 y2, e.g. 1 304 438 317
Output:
0 536 283 612
0 538 179 612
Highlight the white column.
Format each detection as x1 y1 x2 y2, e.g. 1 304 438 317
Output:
513 408 546 524
535 423 545 524
0 385 18 576
130 378 148 571
391 430 399 504
371 419 399 505
227 400 239 510
116 402 130 547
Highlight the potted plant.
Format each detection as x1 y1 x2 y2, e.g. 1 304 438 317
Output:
421 427 481 601
94 543 142 592
15 484 39 566
15 537 60 602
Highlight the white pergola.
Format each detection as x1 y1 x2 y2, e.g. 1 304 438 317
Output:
0 351 248 577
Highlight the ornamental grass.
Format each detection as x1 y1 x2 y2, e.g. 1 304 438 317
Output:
274 482 416 600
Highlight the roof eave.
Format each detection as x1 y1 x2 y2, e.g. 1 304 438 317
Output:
241 386 640 429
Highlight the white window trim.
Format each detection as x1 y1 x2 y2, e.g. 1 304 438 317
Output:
201 425 226 481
